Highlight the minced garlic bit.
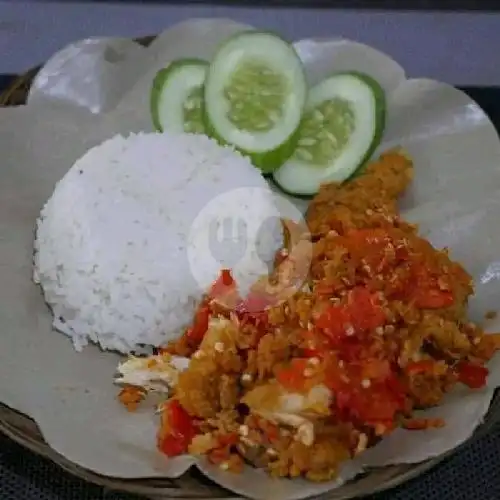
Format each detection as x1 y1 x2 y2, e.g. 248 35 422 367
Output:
214 341 225 352
361 379 371 389
241 373 253 383
345 325 355 336
240 436 256 447
296 422 314 446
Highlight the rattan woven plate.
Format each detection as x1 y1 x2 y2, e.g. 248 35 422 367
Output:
1 35 499 500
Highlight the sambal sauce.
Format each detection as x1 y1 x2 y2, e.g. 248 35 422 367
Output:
118 150 500 482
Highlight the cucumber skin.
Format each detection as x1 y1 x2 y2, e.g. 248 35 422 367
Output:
202 30 307 174
268 174 315 201
150 58 208 133
273 71 387 197
344 71 387 181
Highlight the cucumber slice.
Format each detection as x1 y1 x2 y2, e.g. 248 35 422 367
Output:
273 72 386 196
150 58 208 134
204 31 307 173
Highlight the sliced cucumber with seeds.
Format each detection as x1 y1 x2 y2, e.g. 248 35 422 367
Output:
273 72 386 196
150 58 208 134
204 31 307 173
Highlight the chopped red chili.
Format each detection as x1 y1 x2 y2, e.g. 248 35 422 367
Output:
410 264 455 309
276 358 310 391
413 288 454 309
315 304 352 343
315 286 385 345
336 383 405 426
359 359 392 380
235 296 270 332
347 287 386 332
456 361 489 389
157 400 196 457
208 447 231 464
209 269 235 298
186 305 210 344
324 352 406 429
406 360 436 375
159 434 189 457
218 432 239 447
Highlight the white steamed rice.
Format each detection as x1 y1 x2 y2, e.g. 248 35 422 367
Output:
33 132 283 353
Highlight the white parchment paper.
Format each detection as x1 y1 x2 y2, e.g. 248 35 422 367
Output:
1 18 500 500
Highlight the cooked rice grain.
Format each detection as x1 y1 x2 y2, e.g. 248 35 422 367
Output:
33 132 282 353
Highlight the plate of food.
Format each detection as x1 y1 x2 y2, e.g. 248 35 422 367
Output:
1 17 500 500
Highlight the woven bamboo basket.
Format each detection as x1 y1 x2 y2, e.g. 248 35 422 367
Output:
1 35 499 500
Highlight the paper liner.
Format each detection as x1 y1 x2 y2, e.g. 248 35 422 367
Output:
1 18 500 499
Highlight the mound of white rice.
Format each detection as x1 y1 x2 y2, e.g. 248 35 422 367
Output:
33 132 283 353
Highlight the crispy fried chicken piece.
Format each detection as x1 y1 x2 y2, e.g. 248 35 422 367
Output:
268 434 351 481
407 370 457 408
148 148 499 481
175 318 241 418
307 149 414 238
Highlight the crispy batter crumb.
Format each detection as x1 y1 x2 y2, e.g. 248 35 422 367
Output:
118 385 146 411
